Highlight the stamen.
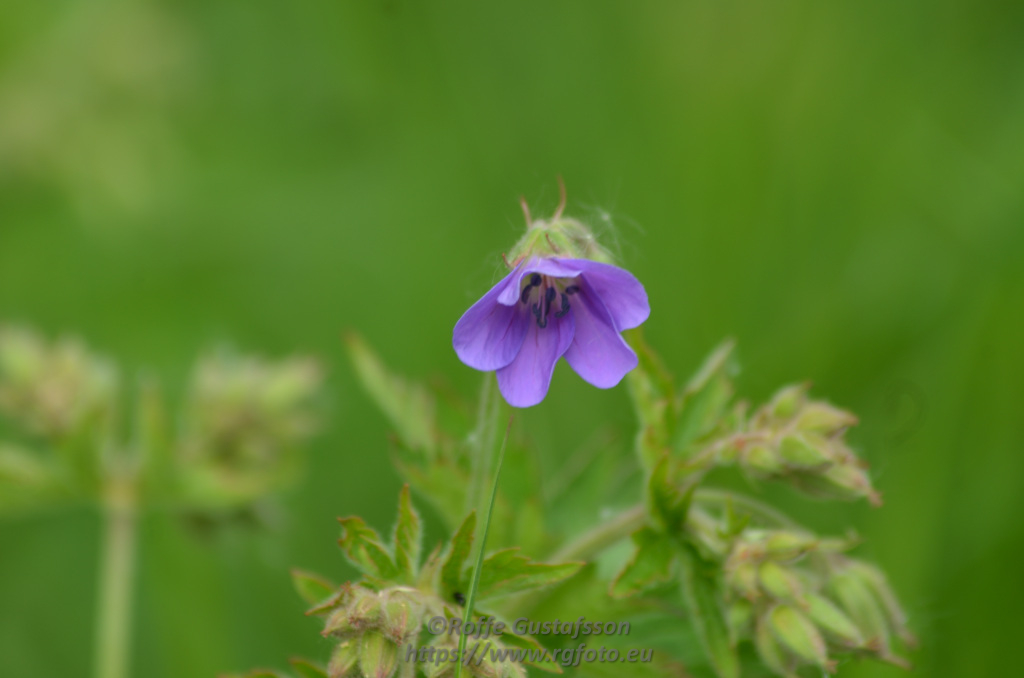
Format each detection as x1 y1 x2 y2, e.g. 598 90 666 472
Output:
555 293 571 318
520 273 542 304
565 285 580 295
543 286 556 318
531 303 547 328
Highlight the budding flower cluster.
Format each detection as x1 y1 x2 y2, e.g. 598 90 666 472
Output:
184 352 322 466
320 586 427 678
722 528 913 676
0 326 116 439
732 384 880 505
177 352 322 506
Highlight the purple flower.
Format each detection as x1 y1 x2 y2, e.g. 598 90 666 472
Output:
453 257 650 407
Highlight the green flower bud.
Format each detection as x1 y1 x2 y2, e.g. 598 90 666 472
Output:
794 402 858 436
726 559 762 601
768 605 833 672
742 443 784 476
805 592 865 648
763 531 818 562
506 205 613 265
846 561 917 648
758 561 805 603
821 464 882 507
767 384 809 421
328 640 360 678
323 607 357 638
778 434 832 469
348 589 384 631
359 631 399 678
381 588 425 644
755 612 797 678
828 567 892 652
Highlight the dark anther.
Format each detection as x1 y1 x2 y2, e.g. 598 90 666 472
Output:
520 273 542 304
544 286 556 317
565 285 580 295
555 293 571 318
531 303 547 328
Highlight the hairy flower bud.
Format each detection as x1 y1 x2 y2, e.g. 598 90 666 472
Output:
793 463 882 506
381 588 425 644
755 611 796 678
763 531 819 562
759 561 805 604
794 402 858 436
328 640 360 678
742 444 785 476
766 384 809 422
827 563 911 667
805 592 865 648
768 605 834 672
360 631 399 678
778 434 832 469
726 559 762 601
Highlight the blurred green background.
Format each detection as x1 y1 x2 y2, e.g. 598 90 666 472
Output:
1 1 1021 676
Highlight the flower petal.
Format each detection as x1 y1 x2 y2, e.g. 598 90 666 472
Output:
569 259 650 331
496 258 586 306
496 312 575 408
453 268 530 371
563 277 638 388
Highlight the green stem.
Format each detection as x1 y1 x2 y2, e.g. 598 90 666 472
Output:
464 374 498 525
693 488 801 529
94 475 138 678
549 505 647 563
547 488 801 564
455 417 511 678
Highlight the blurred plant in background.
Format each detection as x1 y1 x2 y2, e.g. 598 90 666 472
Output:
0 2 192 223
223 209 914 678
0 325 324 678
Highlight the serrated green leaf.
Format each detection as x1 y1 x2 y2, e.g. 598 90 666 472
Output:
673 340 736 455
441 511 476 599
497 630 563 674
472 548 583 600
344 333 435 454
337 516 399 580
393 484 422 580
647 454 694 534
417 543 443 590
679 547 740 678
624 328 676 468
288 658 328 678
290 569 337 606
393 454 468 529
610 527 677 598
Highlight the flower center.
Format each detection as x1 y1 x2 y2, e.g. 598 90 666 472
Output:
519 273 579 328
